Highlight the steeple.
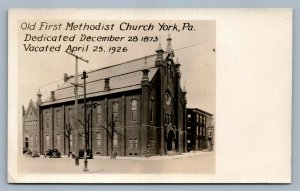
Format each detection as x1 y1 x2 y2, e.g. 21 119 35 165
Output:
36 88 42 106
155 43 164 67
166 34 175 57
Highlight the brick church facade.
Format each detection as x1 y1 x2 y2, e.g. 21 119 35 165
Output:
23 36 189 157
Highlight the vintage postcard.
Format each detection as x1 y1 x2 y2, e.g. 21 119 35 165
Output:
8 9 292 183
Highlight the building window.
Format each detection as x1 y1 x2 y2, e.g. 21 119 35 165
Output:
57 110 61 127
46 119 50 129
196 114 199 122
200 127 202 136
35 135 38 147
187 114 191 122
129 138 133 149
150 99 153 121
113 134 118 146
69 108 73 126
30 135 33 146
131 99 137 121
46 135 49 147
96 132 101 146
196 126 199 135
96 105 102 124
82 133 85 146
57 134 61 147
113 102 118 121
70 134 73 146
203 117 206 124
134 138 138 149
209 130 212 136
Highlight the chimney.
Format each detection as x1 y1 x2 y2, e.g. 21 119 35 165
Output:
64 73 69 82
50 91 55 102
104 78 110 91
36 88 42 106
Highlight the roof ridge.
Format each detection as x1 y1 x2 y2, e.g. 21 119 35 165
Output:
86 53 157 74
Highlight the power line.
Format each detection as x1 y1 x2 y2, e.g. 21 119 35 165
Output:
23 39 215 94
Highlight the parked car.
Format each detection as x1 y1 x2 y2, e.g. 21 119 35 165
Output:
44 149 61 158
28 150 40 158
78 149 93 159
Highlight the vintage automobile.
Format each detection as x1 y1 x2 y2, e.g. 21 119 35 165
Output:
23 149 40 158
44 149 61 158
78 149 93 159
29 150 40 158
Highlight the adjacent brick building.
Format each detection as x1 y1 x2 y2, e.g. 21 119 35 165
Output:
186 108 214 151
23 36 190 157
22 98 40 152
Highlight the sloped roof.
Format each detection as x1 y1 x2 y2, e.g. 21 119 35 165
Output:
25 99 38 117
41 54 159 106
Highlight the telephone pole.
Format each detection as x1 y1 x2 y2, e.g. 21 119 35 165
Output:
65 51 88 166
82 70 89 171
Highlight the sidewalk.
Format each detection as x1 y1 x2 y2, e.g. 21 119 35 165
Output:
90 150 214 161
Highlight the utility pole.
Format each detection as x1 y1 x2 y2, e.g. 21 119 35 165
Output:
65 50 88 166
82 70 89 171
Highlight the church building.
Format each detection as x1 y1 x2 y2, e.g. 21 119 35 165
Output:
23 36 188 157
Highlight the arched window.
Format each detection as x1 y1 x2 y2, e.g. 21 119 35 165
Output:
131 100 137 121
113 102 118 121
97 105 102 124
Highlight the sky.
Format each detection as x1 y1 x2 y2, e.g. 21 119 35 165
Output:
18 20 215 116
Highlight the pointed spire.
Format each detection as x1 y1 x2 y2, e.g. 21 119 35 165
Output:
156 42 163 52
166 34 174 56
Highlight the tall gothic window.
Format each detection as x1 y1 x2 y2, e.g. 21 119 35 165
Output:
150 99 153 121
35 135 38 147
113 134 118 146
82 133 85 146
57 134 61 147
113 102 118 121
30 135 33 146
57 110 61 127
131 100 137 121
69 108 73 126
46 135 49 147
46 112 50 128
97 105 102 124
70 134 73 146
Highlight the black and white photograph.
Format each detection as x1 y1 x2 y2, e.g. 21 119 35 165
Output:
8 9 291 183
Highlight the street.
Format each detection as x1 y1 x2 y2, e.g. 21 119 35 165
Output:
19 151 215 174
